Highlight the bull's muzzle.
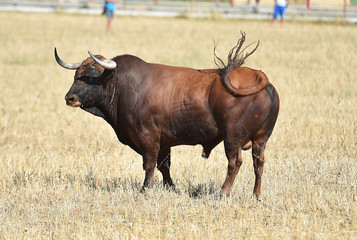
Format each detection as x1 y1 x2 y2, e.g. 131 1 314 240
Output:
65 94 81 107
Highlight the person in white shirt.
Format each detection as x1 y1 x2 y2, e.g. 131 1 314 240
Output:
270 0 288 28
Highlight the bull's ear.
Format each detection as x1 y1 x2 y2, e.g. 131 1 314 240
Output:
54 48 82 70
88 51 117 70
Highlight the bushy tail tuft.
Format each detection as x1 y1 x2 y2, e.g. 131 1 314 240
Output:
214 31 260 96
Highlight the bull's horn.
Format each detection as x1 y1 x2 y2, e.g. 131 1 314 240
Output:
54 48 82 70
88 51 117 70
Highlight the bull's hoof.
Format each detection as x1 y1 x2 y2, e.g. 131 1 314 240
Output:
168 184 180 194
163 182 178 193
254 192 261 202
140 186 147 193
201 149 210 159
219 189 230 198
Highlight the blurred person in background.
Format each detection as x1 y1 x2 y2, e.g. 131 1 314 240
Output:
269 0 288 28
103 0 118 33
247 0 260 13
253 0 260 13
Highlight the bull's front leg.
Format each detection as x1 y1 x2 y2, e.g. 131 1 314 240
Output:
137 125 162 192
141 151 158 192
157 148 175 188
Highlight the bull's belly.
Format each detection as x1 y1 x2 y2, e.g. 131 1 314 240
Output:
162 118 219 147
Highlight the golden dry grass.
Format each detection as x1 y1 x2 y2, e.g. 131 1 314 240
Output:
0 11 356 239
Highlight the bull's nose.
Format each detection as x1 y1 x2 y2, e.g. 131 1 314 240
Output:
65 94 81 107
65 94 76 105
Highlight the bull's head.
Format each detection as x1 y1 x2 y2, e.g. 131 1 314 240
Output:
55 48 117 116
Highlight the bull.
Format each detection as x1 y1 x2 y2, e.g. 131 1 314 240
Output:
55 32 279 197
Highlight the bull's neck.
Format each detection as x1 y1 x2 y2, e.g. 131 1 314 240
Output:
97 71 122 127
96 71 136 147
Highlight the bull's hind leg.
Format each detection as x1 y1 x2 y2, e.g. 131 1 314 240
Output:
252 139 266 199
220 141 243 196
157 148 175 189
251 83 279 198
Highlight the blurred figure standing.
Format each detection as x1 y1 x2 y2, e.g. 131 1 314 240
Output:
247 0 260 13
103 0 118 33
270 0 288 28
253 0 260 13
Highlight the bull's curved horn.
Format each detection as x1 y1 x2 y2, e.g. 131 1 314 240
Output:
54 48 82 70
88 51 117 70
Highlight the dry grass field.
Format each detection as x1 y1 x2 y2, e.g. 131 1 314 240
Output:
0 11 356 239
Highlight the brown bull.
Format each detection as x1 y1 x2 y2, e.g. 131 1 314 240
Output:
55 32 279 197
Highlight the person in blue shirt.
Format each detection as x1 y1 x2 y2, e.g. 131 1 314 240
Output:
104 0 118 33
270 0 288 28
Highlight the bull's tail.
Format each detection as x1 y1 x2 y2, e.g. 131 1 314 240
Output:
214 31 260 97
